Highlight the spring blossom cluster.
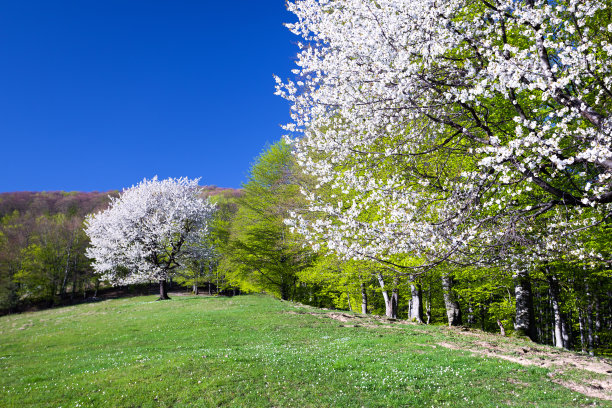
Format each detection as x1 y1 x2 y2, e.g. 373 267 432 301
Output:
276 0 612 269
85 177 216 284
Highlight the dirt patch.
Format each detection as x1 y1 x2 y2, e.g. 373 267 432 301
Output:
285 310 365 322
437 341 461 350
327 312 359 322
550 378 612 401
286 309 425 330
437 341 612 401
506 378 529 387
17 321 33 330
285 307 612 401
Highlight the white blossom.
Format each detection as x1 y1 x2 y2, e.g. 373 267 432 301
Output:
85 177 216 284
277 0 612 269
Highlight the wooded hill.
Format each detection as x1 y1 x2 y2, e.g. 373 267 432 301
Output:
0 187 240 314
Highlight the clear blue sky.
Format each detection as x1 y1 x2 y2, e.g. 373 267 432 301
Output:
0 1 298 192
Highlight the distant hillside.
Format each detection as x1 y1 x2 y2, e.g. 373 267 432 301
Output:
0 185 242 313
0 186 241 218
0 191 116 218
199 185 243 199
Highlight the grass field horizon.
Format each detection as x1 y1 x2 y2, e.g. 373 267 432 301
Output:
1 294 610 407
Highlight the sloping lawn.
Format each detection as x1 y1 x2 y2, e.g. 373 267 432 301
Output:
0 294 608 407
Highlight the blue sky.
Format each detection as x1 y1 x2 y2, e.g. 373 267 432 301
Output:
0 1 298 192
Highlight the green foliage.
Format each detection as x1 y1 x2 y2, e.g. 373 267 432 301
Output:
220 141 316 300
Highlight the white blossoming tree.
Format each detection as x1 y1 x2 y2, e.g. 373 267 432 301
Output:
85 177 216 300
276 0 612 337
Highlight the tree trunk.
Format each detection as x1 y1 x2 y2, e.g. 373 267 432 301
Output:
346 291 353 312
586 283 595 355
594 292 601 348
546 272 567 349
391 277 399 319
578 308 587 353
546 268 567 348
193 283 199 295
377 273 396 319
158 279 170 300
60 247 71 297
497 319 506 336
81 278 86 299
71 266 78 301
442 274 462 326
561 313 572 350
513 270 536 341
480 305 486 331
425 280 431 325
409 276 423 323
361 282 368 314
280 284 290 301
467 303 475 326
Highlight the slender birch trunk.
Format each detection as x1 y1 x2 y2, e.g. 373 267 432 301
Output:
547 272 567 349
361 282 368 314
377 273 395 319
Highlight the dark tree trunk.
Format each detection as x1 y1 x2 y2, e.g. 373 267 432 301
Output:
280 284 290 301
71 267 78 301
480 305 485 331
513 270 536 341
409 276 423 323
361 282 368 314
81 278 87 299
442 274 462 326
497 319 506 336
534 285 543 343
158 279 171 300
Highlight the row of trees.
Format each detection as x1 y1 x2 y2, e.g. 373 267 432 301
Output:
220 140 610 355
268 0 612 354
0 187 238 312
0 192 112 311
0 146 608 354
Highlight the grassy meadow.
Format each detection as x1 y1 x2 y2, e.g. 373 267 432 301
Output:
0 294 609 407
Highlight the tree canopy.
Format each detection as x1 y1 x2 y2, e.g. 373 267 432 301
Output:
85 177 216 299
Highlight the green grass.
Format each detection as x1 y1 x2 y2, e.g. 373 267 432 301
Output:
0 294 608 407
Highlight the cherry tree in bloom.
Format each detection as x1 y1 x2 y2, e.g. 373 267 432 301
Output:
85 177 216 300
276 0 612 270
